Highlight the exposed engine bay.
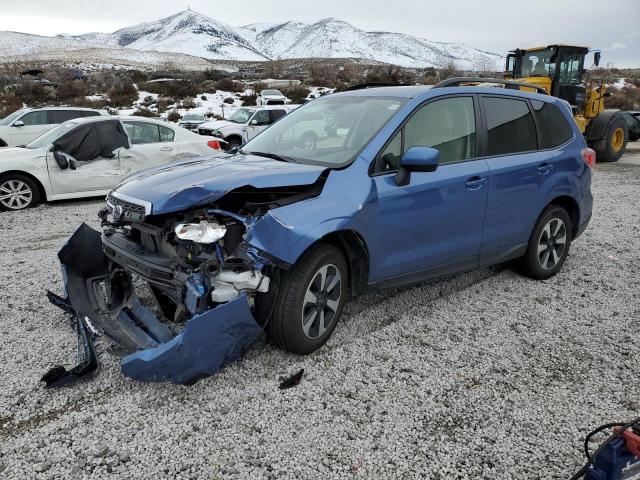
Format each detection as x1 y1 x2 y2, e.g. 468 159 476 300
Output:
44 178 325 386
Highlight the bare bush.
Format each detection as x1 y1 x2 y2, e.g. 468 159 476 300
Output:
605 86 640 110
280 86 309 104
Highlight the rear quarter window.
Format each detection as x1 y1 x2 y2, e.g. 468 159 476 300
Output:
483 96 537 156
531 100 574 148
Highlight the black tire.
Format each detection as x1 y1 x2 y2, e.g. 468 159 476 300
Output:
0 139 7 147
224 137 242 151
517 205 572 280
0 174 41 211
593 116 628 163
268 243 348 355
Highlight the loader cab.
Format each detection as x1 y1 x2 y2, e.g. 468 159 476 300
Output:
508 45 593 112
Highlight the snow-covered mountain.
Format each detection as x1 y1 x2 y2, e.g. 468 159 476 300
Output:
3 9 503 69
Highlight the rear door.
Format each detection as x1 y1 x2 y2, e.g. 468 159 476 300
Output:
120 121 179 178
10 110 53 145
479 95 558 264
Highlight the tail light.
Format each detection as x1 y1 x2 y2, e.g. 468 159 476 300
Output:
581 148 596 169
207 140 221 150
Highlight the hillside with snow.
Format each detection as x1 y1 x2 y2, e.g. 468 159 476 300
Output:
1 9 503 70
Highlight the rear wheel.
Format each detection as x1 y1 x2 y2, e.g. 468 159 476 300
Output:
593 116 628 162
517 205 572 280
224 137 242 152
0 174 40 211
268 243 348 354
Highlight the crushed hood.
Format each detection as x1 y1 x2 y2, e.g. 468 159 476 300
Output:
113 153 326 215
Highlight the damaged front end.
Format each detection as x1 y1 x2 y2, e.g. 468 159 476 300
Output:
46 183 320 385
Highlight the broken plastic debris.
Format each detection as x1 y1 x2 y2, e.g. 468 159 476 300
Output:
608 255 619 261
279 369 304 390
175 221 226 244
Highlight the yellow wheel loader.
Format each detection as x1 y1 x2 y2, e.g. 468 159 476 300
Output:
504 45 628 162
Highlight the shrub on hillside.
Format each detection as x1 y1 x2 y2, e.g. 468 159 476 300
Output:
108 81 138 107
280 86 309 104
0 93 23 118
239 92 257 106
56 80 89 102
214 78 244 93
605 86 640 110
166 110 181 122
140 81 198 99
132 107 159 118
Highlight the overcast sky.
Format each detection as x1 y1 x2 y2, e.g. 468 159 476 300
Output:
1 0 638 67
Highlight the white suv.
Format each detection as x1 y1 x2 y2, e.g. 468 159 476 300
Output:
0 107 109 147
198 105 296 150
256 89 290 106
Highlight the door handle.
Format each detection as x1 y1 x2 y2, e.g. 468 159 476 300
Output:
160 146 173 152
465 176 486 190
538 163 553 174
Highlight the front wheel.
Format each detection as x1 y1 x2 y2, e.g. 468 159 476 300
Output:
268 243 348 355
0 174 40 211
517 205 572 280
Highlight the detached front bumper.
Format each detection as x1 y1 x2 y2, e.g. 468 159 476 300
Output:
51 223 263 385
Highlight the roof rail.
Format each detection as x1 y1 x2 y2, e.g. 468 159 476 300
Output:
433 77 549 95
343 82 401 91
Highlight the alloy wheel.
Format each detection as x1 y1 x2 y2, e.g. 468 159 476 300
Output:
0 180 33 210
537 217 567 270
301 264 342 339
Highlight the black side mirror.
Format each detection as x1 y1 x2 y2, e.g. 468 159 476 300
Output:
53 151 69 170
594 51 601 67
394 147 439 187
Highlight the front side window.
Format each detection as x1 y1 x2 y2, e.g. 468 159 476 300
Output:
520 49 556 78
20 111 49 126
557 53 584 85
252 110 271 126
0 109 26 126
532 100 574 149
483 97 538 156
26 121 79 149
123 121 160 144
229 108 255 124
376 96 476 173
243 95 405 167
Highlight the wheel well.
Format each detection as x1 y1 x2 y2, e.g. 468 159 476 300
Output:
549 196 580 237
225 134 243 144
0 170 47 201
320 230 369 298
0 138 7 147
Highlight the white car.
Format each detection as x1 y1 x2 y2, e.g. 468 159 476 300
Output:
0 107 109 147
198 105 295 150
0 116 223 211
256 89 290 106
178 113 206 131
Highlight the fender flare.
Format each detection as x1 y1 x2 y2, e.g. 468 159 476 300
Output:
585 109 624 141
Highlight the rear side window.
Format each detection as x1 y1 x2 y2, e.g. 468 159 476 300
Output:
531 100 574 148
50 110 90 123
159 125 175 142
483 97 537 156
270 110 287 123
123 121 160 144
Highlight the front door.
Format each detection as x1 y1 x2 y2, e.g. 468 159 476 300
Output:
10 110 54 146
46 151 121 194
245 110 272 141
368 96 489 283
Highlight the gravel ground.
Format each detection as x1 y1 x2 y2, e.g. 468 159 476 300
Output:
1 158 639 480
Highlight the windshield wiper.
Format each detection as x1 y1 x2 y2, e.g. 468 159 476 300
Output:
242 151 297 163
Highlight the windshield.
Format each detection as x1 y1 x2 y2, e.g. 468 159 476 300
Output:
228 108 255 124
520 48 556 78
182 114 204 121
0 109 25 126
25 121 78 149
262 90 282 96
242 95 405 167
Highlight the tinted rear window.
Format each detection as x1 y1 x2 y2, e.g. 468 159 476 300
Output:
532 100 574 149
483 97 537 156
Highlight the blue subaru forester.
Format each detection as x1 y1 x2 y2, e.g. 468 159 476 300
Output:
54 85 593 385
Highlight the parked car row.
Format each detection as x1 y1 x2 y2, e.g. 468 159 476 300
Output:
0 116 222 211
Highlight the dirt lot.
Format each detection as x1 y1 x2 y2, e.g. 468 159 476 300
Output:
0 152 639 479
